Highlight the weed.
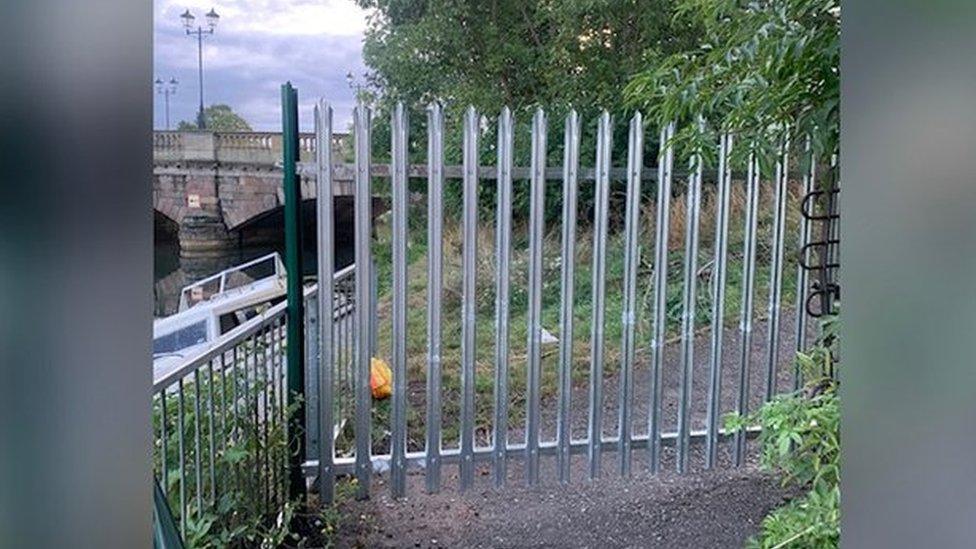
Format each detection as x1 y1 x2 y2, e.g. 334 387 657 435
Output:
727 317 840 548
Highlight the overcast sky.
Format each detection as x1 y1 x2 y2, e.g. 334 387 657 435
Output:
153 0 370 131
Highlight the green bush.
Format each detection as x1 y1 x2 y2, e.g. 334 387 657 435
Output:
746 483 839 549
153 352 343 548
727 316 839 548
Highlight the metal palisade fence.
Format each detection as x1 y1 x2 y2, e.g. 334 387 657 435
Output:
310 99 834 503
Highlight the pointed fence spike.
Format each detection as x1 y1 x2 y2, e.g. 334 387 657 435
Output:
525 105 546 486
315 98 336 504
493 106 514 488
557 108 580 484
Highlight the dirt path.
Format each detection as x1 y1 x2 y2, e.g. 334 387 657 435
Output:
331 310 816 548
334 459 801 548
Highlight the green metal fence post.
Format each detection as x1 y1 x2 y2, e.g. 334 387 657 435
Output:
281 82 306 498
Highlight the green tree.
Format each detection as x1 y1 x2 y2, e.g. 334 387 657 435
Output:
354 0 700 220
357 0 696 114
178 104 253 131
624 0 839 170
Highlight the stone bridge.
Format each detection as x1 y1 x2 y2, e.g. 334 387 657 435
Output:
154 130 356 255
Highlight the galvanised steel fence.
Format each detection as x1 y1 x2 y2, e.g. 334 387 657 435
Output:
307 99 833 503
151 268 356 537
150 97 837 532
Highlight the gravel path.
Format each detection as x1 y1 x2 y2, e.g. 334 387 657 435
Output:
334 463 801 548
331 309 816 548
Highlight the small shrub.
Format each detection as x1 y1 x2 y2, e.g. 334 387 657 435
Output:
727 316 840 548
154 361 344 548
746 483 839 549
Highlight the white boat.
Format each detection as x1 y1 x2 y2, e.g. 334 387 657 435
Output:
153 253 287 382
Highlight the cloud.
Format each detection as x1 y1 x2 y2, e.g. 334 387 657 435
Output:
154 0 370 130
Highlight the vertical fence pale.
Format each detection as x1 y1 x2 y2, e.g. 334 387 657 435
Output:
493 107 514 487
425 103 445 494
765 138 790 402
525 108 547 485
676 122 704 473
705 133 733 468
556 110 580 484
734 151 761 466
315 100 336 504
390 102 409 498
587 111 612 480
617 112 643 477
353 103 373 499
793 136 816 389
459 107 478 492
648 122 675 473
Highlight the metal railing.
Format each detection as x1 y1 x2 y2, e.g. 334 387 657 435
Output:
303 265 358 468
151 267 356 537
151 297 289 539
306 100 833 503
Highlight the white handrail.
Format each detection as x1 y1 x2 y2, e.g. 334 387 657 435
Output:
177 252 284 311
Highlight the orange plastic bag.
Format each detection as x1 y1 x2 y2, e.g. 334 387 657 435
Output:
370 357 392 400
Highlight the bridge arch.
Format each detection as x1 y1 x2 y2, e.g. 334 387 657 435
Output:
154 208 180 239
229 196 362 260
230 198 320 245
153 186 186 226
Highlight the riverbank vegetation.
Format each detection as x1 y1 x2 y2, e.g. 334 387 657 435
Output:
153 361 359 548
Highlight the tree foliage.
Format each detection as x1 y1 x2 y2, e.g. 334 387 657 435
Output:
178 104 253 131
356 0 697 116
624 0 839 170
354 0 700 221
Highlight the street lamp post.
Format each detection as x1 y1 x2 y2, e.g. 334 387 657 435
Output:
181 8 220 130
155 78 178 130
346 71 365 98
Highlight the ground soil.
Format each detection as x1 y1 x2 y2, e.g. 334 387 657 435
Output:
328 310 815 548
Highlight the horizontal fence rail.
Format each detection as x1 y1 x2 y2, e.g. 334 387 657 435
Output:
293 161 811 182
304 100 833 503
